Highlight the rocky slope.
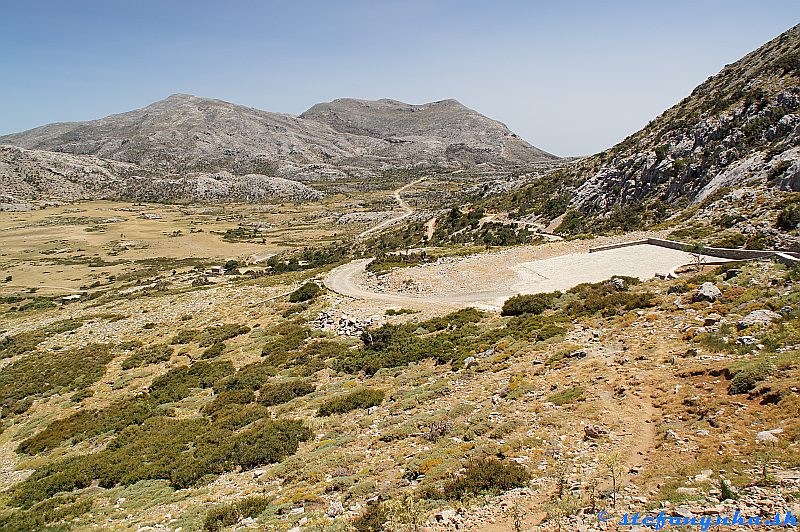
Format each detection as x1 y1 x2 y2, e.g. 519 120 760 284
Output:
301 98 554 166
569 23 800 213
476 23 800 242
0 145 322 207
0 95 556 182
0 145 135 207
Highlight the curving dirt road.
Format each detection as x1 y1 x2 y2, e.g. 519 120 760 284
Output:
324 258 511 310
325 243 722 311
357 177 426 239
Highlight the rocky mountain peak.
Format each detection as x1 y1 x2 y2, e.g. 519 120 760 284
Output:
0 95 556 183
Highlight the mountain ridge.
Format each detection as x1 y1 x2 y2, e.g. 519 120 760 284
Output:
470 22 800 248
0 94 556 184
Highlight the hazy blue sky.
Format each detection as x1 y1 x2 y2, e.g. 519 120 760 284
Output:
1 1 798 156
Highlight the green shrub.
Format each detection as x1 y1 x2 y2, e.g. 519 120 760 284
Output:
218 361 277 392
261 323 311 361
121 343 174 370
423 308 484 330
0 318 86 359
710 233 747 248
0 344 114 415
235 495 272 519
205 389 255 414
289 282 322 303
352 502 387 532
546 386 585 405
501 291 561 316
17 297 57 311
317 389 384 417
436 458 530 500
203 495 272 531
775 52 800 75
728 360 775 395
259 379 315 407
203 505 240 531
171 329 199 344
776 204 800 231
11 418 311 508
385 308 418 316
201 341 226 359
18 360 235 455
0 493 92 530
565 279 654 317
116 340 143 351
196 324 251 347
337 307 565 375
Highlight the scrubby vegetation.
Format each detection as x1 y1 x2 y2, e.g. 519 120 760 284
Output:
0 343 114 415
203 495 272 531
261 322 313 363
170 323 251 347
501 291 561 316
546 386 585 405
317 388 385 416
0 493 93 531
11 417 311 508
337 308 487 374
266 243 350 274
367 251 432 275
289 281 322 303
18 361 235 455
430 458 531 500
121 343 174 369
0 318 86 359
259 379 316 406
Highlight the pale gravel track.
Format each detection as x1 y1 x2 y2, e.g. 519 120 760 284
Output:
325 243 721 311
357 177 425 239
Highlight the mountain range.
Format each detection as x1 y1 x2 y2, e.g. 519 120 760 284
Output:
1 23 798 225
0 95 555 206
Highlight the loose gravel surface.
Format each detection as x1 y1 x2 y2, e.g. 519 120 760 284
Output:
326 233 722 310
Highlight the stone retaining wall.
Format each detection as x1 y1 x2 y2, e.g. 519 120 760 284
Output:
589 237 800 266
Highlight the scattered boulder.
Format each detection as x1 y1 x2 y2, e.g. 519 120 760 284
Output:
693 282 722 303
583 424 608 440
567 349 588 359
756 428 783 443
431 509 458 525
724 268 742 280
327 501 345 517
737 309 781 330
312 310 383 336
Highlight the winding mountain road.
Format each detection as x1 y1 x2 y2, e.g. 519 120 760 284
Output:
324 258 513 310
325 243 723 311
357 177 426 239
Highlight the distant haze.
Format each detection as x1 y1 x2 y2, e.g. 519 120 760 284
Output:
1 1 798 156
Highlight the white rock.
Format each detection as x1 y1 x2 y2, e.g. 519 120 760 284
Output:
756 428 783 443
737 309 781 330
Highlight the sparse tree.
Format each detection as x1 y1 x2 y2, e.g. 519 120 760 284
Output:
603 452 623 508
384 493 425 532
684 242 706 272
510 501 527 532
